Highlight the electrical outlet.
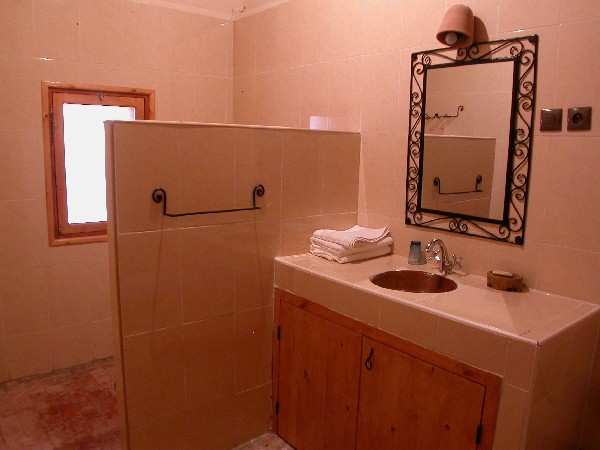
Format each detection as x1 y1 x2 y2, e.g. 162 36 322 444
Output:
567 107 592 131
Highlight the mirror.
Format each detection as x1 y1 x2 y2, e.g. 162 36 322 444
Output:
405 35 538 245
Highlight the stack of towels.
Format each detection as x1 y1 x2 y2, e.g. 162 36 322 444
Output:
310 225 393 263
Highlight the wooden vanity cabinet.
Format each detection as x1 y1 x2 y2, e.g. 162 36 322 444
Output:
357 338 486 449
273 289 501 450
276 298 362 450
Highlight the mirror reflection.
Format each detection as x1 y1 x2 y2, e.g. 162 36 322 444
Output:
421 61 513 221
405 35 538 245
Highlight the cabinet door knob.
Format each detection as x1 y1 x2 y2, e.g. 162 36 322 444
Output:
365 348 374 371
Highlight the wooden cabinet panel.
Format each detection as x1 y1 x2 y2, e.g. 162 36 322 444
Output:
357 338 485 450
276 299 362 450
274 290 500 449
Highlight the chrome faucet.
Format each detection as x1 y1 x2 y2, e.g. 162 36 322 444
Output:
425 238 462 275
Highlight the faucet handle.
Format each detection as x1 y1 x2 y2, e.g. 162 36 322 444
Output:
427 248 440 261
451 254 462 269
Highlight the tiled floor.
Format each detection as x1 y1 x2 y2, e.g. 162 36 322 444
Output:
237 432 294 450
0 358 119 450
0 358 292 450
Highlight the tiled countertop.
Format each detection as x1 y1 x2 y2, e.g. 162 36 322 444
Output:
274 254 599 345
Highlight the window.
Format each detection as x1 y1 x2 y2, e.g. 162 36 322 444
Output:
42 83 155 245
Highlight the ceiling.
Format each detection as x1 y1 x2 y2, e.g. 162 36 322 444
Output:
129 0 287 20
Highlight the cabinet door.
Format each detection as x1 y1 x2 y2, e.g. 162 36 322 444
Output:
357 338 485 450
277 300 362 450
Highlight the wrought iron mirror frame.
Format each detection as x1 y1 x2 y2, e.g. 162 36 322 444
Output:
405 35 538 245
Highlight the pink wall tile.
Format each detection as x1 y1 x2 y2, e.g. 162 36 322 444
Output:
179 127 235 215
180 225 236 322
0 130 44 202
378 298 437 349
193 75 230 123
5 331 53 379
79 0 122 66
280 216 322 256
359 135 400 217
560 0 600 23
234 128 283 219
183 316 235 404
274 67 303 128
235 306 273 393
435 316 508 375
329 56 362 132
233 75 258 124
300 63 330 129
122 327 186 428
532 313 600 406
119 2 163 70
112 123 180 233
157 8 197 74
254 71 280 125
281 131 322 218
536 244 600 304
0 1 34 57
542 137 600 251
555 18 600 118
0 267 50 336
504 340 537 390
493 383 529 450
196 20 231 77
362 0 403 54
233 221 280 312
322 133 361 214
129 411 187 450
47 262 95 329
33 0 79 61
164 72 195 122
301 0 364 64
0 55 39 129
526 370 589 448
117 230 182 336
186 396 236 449
233 15 256 77
51 324 93 370
498 0 561 32
78 62 122 87
360 51 401 134
235 384 272 444
89 319 113 360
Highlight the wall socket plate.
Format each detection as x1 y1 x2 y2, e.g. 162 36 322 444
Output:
540 108 562 131
567 107 592 131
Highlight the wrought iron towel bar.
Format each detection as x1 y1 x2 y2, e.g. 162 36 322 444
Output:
424 105 464 130
152 184 265 217
433 175 482 195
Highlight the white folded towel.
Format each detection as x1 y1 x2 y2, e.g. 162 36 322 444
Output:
312 225 389 248
310 235 394 256
310 245 391 264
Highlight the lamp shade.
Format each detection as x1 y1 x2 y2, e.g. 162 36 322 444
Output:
436 4 474 48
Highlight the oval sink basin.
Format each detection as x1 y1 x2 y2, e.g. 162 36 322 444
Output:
369 270 457 293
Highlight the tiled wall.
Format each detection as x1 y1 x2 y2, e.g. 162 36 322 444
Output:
106 121 360 448
0 0 233 381
232 1 600 448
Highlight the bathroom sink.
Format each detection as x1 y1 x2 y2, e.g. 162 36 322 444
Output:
369 270 457 293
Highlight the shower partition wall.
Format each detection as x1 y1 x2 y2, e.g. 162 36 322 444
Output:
105 121 360 449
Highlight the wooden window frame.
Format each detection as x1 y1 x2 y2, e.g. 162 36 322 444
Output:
42 82 155 246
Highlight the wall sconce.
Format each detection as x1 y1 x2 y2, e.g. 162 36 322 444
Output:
436 4 474 48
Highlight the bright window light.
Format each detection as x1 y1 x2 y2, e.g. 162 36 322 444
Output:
62 104 135 224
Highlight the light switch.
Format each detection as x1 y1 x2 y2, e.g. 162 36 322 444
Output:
540 108 562 131
567 107 592 131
